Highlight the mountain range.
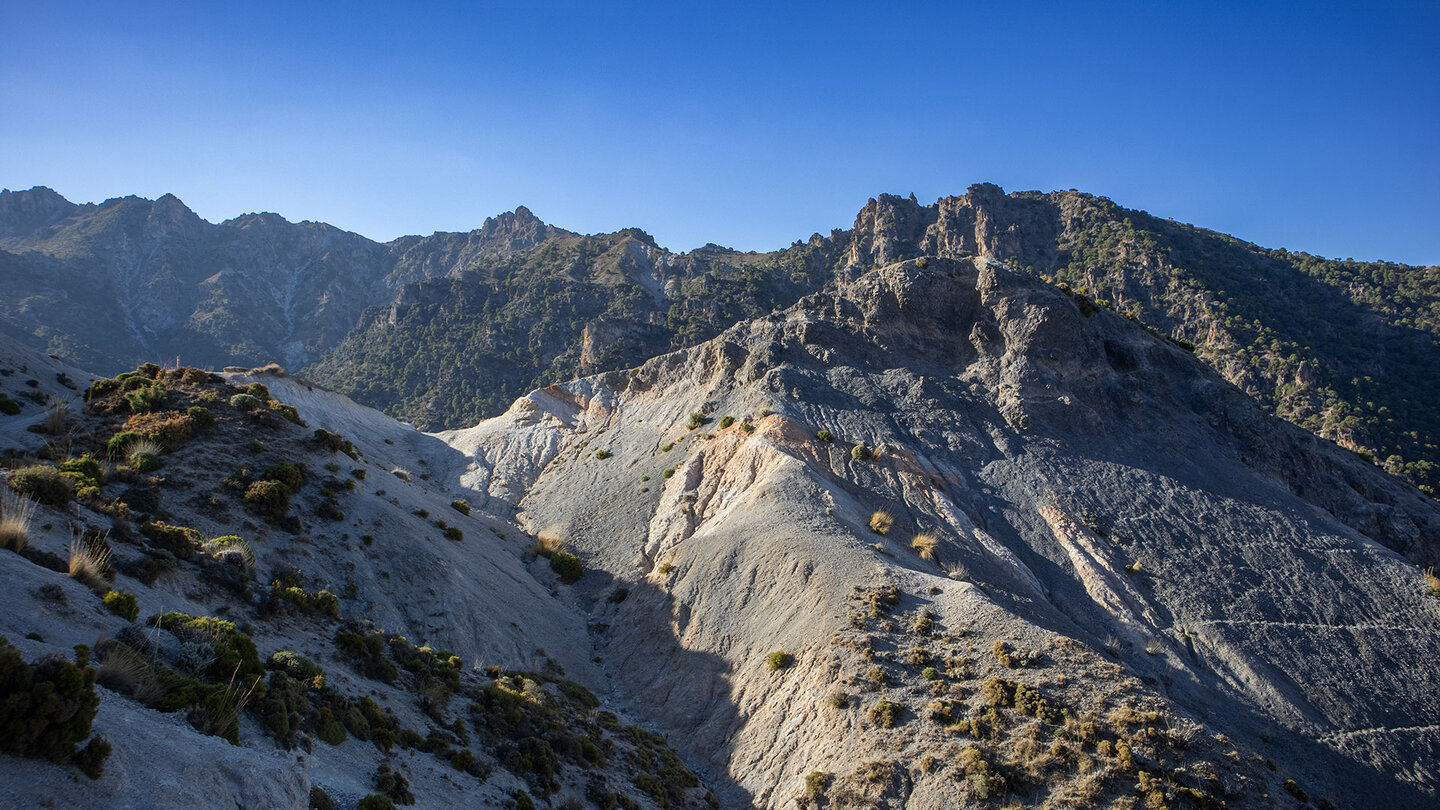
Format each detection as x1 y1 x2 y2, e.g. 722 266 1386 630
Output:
2 184 1436 494
0 186 1437 809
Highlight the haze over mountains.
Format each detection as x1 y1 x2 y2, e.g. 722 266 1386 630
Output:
0 183 1438 808
2 184 1436 498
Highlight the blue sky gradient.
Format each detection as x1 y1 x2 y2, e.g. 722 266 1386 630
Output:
2 1 1436 263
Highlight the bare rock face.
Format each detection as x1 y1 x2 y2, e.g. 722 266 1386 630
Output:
448 257 1440 808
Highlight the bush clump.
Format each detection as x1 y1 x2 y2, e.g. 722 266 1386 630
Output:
8 465 73 507
186 405 216 427
124 381 166 413
264 462 304 491
103 590 139 621
767 650 794 671
0 393 20 415
230 393 262 412
687 412 709 430
268 650 324 681
867 699 904 728
719 415 735 429
149 612 263 679
851 444 872 461
549 552 583 584
816 429 834 443
0 638 108 777
245 480 291 519
313 429 358 459
449 499 470 515
868 510 893 535
443 526 463 542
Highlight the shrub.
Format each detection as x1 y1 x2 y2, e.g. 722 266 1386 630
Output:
309 787 337 810
268 401 302 424
662 466 676 478
533 532 566 558
911 532 938 560
264 462 304 490
868 510 893 535
921 666 940 681
661 442 674 452
450 499 470 515
0 639 106 776
851 444 871 461
148 612 263 679
719 415 735 429
766 650 793 671
828 691 849 709
203 535 256 568
443 526 463 542
131 451 162 473
805 771 833 799
186 405 216 427
245 480 291 519
106 430 142 458
816 429 834 443
124 381 166 412
230 393 261 411
314 429 358 459
687 412 709 430
550 551 583 583
245 382 271 401
868 699 904 728
358 795 396 810
268 650 324 682
8 465 73 507
124 410 196 451
140 520 202 560
0 489 37 551
0 393 20 415
103 590 139 621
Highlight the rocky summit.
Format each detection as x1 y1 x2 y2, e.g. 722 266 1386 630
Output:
0 190 1437 810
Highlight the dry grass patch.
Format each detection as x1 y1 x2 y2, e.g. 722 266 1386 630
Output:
1425 567 1440 597
69 536 113 591
0 489 37 551
533 531 567 558
869 510 893 535
911 531 938 560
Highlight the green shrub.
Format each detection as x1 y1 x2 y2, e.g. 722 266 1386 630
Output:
245 480 291 519
0 394 21 415
851 444 872 461
317 707 347 745
268 401 302 423
868 699 904 728
186 405 216 427
375 762 414 804
450 499 470 515
687 412 709 430
313 429 358 459
131 450 162 472
8 465 73 507
267 650 323 681
921 666 940 681
125 382 166 413
443 526 463 542
0 638 106 776
805 771 833 799
549 552 583 583
264 462 304 490
593 449 611 459
229 393 262 411
106 430 141 458
719 415 735 429
148 612 263 679
140 521 202 560
58 454 105 497
309 787 337 810
767 650 793 671
740 423 755 433
245 382 271 401
358 795 396 810
103 590 139 621
816 429 834 442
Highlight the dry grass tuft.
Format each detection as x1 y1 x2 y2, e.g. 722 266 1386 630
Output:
40 402 70 435
911 532 939 560
1425 567 1440 597
96 639 160 702
533 531 567 558
868 510 893 535
69 535 113 591
0 489 37 552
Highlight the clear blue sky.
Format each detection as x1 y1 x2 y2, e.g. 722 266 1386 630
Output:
2 1 1436 264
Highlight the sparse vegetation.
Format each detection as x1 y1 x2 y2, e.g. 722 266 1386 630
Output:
766 650 794 671
816 429 834 442
593 449 611 459
867 699 904 728
69 536 113 591
911 531 938 560
719 415 734 429
450 498 470 515
0 489 37 551
868 510 893 535
687 412 709 430
244 479 291 519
